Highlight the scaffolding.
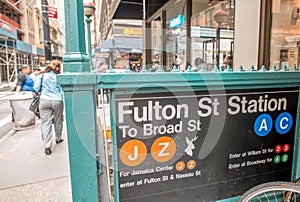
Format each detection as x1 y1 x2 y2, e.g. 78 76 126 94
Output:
0 0 46 83
0 37 18 83
0 37 41 83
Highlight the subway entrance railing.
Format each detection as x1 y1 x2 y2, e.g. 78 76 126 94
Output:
58 66 300 202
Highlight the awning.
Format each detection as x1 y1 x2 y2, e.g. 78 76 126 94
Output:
110 0 170 20
95 37 142 54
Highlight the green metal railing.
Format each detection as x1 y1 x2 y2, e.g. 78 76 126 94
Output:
58 64 300 201
61 1 300 201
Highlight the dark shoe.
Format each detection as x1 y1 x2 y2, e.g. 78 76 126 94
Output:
56 139 64 144
45 148 52 155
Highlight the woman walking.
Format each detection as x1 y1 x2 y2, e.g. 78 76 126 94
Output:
34 60 64 155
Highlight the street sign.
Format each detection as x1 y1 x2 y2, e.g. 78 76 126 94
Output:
48 6 58 19
113 88 299 201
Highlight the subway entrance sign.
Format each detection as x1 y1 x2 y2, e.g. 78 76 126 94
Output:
113 88 299 201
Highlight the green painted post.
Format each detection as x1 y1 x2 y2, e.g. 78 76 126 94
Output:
63 0 90 73
61 76 99 201
58 0 99 201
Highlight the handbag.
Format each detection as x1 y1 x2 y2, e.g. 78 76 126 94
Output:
29 75 43 118
29 93 41 118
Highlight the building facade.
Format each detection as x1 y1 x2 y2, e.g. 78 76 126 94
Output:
32 0 65 61
95 0 110 43
46 0 66 59
0 0 65 83
107 0 300 71
94 0 111 68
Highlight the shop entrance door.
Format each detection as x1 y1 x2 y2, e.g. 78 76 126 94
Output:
203 38 218 67
191 27 233 70
202 28 234 69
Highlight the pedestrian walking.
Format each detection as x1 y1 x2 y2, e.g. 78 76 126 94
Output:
34 60 64 155
15 65 35 92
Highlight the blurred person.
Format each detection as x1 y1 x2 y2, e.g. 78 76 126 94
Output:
30 66 41 84
194 58 206 71
96 62 109 102
97 62 108 73
185 62 192 70
15 65 35 92
131 64 138 72
149 63 159 72
34 60 64 155
223 54 233 70
176 58 185 72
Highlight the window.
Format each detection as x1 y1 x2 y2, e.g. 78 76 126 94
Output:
191 0 235 70
5 8 11 19
269 0 300 69
165 0 186 70
13 13 20 24
17 32 22 40
151 16 163 65
29 33 34 44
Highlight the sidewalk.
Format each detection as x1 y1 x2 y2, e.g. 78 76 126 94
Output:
0 120 72 202
0 91 14 139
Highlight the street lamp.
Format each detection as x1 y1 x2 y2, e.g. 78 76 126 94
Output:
83 0 95 69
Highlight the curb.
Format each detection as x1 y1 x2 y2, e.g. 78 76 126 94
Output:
0 115 14 141
0 121 39 145
0 175 70 191
0 84 11 92
0 128 17 145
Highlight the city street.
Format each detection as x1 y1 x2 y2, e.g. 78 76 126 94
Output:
0 120 72 202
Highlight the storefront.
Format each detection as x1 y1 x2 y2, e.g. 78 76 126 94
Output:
111 0 300 71
95 22 143 70
150 0 234 71
266 0 300 69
